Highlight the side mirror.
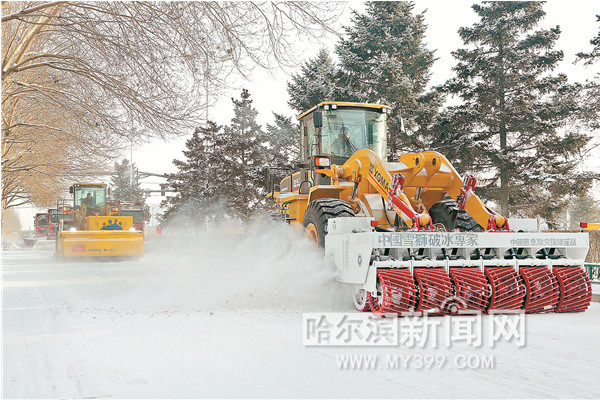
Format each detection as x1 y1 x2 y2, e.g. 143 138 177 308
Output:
108 187 112 195
313 110 323 128
396 115 406 135
69 186 74 194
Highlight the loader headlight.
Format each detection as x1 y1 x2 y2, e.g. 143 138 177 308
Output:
129 227 136 232
69 227 77 232
312 156 331 168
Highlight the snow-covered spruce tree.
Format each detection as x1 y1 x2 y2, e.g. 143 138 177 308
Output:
161 122 226 226
436 2 590 222
111 159 144 204
263 113 299 203
566 194 600 230
287 48 343 113
221 89 267 219
335 1 440 156
264 113 299 168
575 15 600 132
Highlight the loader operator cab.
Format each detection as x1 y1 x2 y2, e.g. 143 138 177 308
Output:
280 102 391 193
70 183 108 216
299 102 390 166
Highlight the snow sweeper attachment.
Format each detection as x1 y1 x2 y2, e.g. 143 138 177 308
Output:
325 217 591 315
55 183 144 258
268 101 593 315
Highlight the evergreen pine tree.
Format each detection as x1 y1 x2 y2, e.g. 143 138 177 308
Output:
576 15 600 65
264 113 299 168
221 89 267 219
161 122 225 226
436 2 590 219
287 48 342 113
111 159 144 204
567 194 600 230
263 113 299 202
335 1 440 156
575 15 600 131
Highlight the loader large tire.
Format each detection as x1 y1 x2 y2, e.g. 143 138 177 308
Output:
303 198 355 247
429 198 484 232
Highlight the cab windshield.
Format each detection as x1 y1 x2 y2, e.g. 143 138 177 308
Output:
121 210 144 224
36 215 49 226
49 212 73 223
321 108 387 160
74 186 107 208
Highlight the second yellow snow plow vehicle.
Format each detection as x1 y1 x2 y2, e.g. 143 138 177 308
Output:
55 183 144 258
270 101 592 315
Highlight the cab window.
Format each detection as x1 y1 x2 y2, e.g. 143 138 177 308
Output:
74 186 107 208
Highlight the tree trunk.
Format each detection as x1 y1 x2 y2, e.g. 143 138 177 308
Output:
498 40 510 216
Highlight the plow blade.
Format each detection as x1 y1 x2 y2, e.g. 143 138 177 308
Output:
57 230 144 258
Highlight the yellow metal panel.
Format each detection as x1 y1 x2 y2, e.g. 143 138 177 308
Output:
308 185 348 203
583 223 600 230
86 216 134 231
57 230 144 257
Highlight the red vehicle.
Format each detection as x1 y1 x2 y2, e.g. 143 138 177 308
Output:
23 213 50 246
108 200 147 231
119 205 146 231
34 213 49 236
47 208 74 239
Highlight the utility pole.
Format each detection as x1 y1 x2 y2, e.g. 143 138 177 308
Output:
129 140 133 186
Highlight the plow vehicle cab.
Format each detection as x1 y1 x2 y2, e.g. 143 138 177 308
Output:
47 208 73 239
114 201 147 232
269 101 592 316
55 183 144 258
23 213 50 246
34 213 49 237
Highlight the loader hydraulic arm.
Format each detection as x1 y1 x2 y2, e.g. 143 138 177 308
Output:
319 149 432 229
319 149 508 231
395 151 508 231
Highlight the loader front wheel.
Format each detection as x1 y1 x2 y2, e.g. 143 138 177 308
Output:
429 198 484 232
352 287 370 312
302 198 355 248
304 223 319 244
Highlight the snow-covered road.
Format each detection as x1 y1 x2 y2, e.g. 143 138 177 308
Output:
3 226 600 398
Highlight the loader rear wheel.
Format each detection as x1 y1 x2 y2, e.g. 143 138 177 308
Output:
302 198 355 247
429 198 484 232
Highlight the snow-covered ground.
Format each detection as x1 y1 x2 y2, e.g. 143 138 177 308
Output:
3 222 600 398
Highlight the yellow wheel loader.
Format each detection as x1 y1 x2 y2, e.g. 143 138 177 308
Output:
269 101 591 315
55 183 144 258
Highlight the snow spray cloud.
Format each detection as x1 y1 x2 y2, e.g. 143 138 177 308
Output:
137 213 350 314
